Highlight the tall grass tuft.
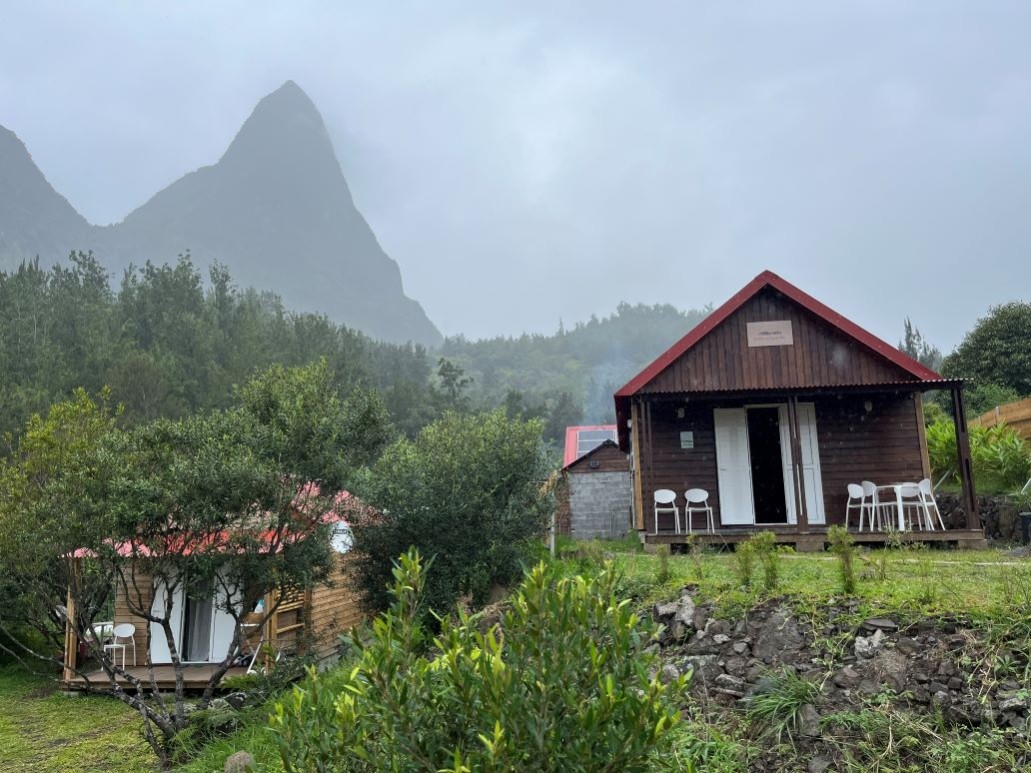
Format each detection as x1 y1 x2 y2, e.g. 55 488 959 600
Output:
828 525 857 595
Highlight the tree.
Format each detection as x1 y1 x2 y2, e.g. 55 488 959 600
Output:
942 301 1031 397
0 363 352 767
350 410 550 618
898 317 943 372
436 357 473 410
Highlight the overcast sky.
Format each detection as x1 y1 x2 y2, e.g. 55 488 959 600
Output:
2 2 1029 347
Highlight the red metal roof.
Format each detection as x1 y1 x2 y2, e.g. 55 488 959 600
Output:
613 270 946 448
563 425 618 467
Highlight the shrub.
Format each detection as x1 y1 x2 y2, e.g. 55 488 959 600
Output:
828 526 857 595
927 419 1031 493
733 541 755 588
271 549 686 772
749 531 780 592
655 544 671 585
350 410 551 620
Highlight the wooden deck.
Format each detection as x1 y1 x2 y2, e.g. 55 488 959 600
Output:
64 664 248 691
644 526 988 552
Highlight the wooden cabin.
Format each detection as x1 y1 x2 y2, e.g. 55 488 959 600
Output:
614 270 984 551
62 512 365 690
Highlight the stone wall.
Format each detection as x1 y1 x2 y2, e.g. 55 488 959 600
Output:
568 471 632 540
934 492 1027 541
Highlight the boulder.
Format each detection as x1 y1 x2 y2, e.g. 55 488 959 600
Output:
798 703 821 737
854 628 884 658
674 595 696 626
752 606 803 664
653 600 679 621
224 751 255 773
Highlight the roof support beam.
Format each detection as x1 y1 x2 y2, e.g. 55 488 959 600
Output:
951 386 980 530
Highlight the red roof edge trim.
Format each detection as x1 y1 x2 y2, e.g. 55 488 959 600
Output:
615 270 941 400
613 270 944 450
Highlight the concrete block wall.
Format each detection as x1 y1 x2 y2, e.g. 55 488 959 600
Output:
569 472 632 540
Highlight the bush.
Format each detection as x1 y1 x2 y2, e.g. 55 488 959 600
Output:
748 531 781 592
271 549 686 772
828 526 857 595
733 541 755 589
351 410 551 620
926 419 1030 493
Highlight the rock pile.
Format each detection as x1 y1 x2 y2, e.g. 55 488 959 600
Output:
650 587 1030 767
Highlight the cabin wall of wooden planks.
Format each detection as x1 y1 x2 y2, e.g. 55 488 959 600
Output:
640 287 916 394
113 570 154 662
637 391 926 531
105 557 364 667
306 555 365 661
971 397 1031 441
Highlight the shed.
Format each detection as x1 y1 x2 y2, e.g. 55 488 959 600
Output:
561 439 632 540
614 270 983 551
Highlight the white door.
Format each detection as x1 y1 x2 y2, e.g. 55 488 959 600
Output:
779 403 826 525
150 578 184 664
209 585 239 663
150 575 238 664
714 408 755 525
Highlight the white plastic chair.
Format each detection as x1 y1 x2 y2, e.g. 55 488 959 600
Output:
918 478 946 530
653 489 681 535
860 481 882 531
845 483 866 530
104 623 137 668
897 483 927 531
684 488 715 534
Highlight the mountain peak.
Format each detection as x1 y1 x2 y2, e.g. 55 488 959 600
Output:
219 80 333 170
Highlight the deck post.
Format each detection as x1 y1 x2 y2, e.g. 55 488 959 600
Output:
62 558 80 682
787 396 810 533
951 386 979 530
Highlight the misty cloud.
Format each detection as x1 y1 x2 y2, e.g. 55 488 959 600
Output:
2 1 1029 346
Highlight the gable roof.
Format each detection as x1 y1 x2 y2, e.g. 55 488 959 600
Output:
613 270 948 448
562 439 622 471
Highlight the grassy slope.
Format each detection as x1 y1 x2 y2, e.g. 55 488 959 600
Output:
0 665 151 772
2 545 1027 771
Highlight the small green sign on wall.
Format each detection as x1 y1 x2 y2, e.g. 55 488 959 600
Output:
680 431 694 449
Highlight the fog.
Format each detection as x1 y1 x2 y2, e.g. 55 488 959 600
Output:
2 1 1029 347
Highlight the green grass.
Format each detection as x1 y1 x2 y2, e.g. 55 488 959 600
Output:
0 665 152 772
2 545 1029 771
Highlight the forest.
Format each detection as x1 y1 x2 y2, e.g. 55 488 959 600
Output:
0 252 716 456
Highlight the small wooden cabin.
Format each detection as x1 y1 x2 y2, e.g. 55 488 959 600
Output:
62 514 365 689
560 434 632 540
614 270 984 551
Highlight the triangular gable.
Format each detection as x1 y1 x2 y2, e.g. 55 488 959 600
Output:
616 270 941 398
562 440 625 472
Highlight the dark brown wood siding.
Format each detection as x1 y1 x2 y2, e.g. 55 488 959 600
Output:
566 444 630 474
637 392 925 530
641 288 915 393
638 401 720 532
815 392 925 525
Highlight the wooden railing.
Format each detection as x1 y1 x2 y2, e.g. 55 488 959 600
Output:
970 397 1031 441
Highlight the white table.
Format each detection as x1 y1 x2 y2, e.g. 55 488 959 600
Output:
875 484 926 531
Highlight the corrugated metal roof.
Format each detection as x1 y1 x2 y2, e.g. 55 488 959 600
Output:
614 270 955 449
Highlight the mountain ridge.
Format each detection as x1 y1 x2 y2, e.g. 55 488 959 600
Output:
0 81 441 347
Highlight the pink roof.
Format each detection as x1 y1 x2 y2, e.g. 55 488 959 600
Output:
563 425 618 467
70 486 359 559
